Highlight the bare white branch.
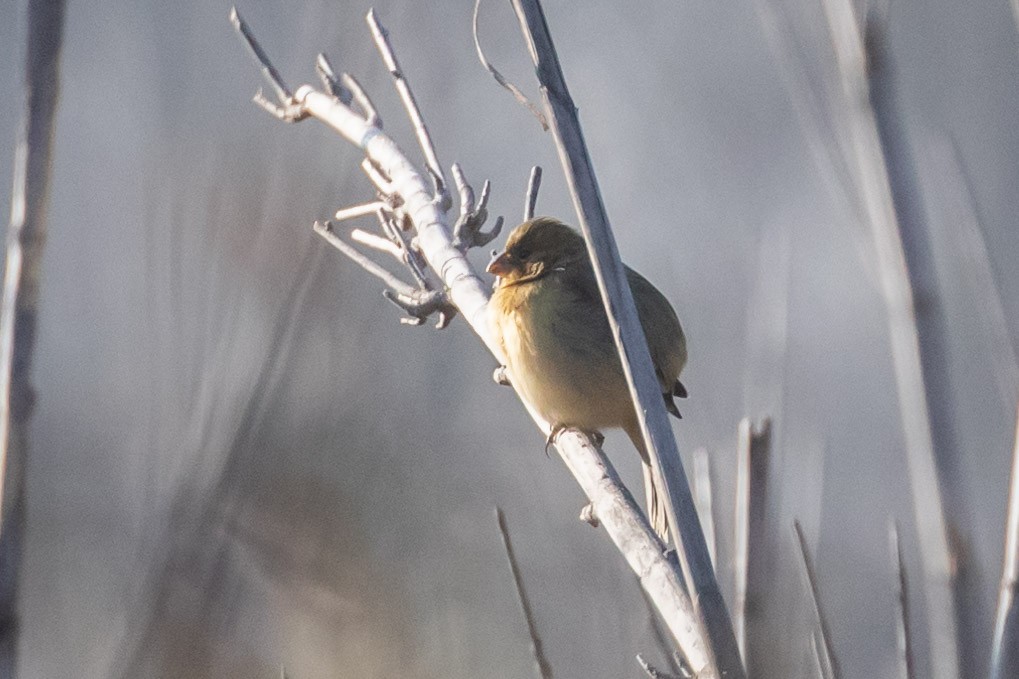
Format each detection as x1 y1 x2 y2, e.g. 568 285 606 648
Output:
366 9 448 207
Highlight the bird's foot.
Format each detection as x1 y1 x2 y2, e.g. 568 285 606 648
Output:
544 424 569 456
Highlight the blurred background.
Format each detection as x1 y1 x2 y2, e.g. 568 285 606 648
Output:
3 0 1019 677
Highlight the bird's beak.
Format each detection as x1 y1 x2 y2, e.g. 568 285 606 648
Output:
486 251 513 277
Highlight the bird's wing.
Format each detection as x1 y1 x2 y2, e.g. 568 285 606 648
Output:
563 262 687 391
625 266 687 389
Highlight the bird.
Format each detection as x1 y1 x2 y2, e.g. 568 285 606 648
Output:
486 216 687 540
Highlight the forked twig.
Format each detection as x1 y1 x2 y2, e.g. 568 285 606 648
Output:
451 163 503 251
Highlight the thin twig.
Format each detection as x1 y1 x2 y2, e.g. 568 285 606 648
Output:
523 165 542 221
496 508 553 679
313 220 417 296
334 201 387 223
990 404 1019 679
889 521 915 679
230 7 291 101
366 9 448 207
508 2 742 676
350 228 402 258
793 520 839 679
472 0 548 130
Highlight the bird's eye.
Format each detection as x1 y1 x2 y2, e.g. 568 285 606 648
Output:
515 247 532 260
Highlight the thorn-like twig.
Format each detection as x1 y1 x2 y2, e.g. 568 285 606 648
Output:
793 520 839 679
579 502 599 528
496 508 554 679
452 163 503 251
366 9 449 208
523 165 542 221
473 0 549 130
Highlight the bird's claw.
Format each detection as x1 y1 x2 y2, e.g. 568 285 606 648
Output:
544 424 569 457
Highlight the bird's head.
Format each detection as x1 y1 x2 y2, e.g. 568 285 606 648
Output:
486 217 587 284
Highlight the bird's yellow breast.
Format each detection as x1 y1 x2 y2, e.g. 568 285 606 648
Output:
489 274 635 430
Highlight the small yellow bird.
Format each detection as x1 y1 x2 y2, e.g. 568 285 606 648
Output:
487 217 687 539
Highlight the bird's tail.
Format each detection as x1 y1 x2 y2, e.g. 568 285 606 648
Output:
626 423 670 543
